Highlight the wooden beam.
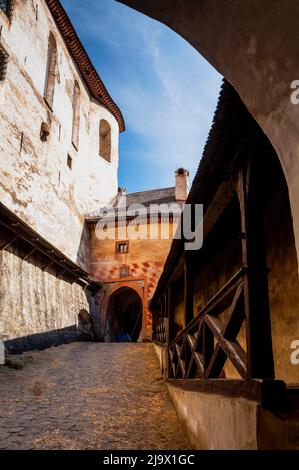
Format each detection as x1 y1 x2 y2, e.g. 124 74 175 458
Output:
203 179 235 239
57 269 68 279
175 343 186 378
42 260 55 272
184 253 194 327
169 268 244 348
237 158 274 379
22 247 37 261
205 315 247 379
0 206 90 283
203 320 214 376
0 235 18 250
167 284 175 345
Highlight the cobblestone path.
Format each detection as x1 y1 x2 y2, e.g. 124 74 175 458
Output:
0 342 191 450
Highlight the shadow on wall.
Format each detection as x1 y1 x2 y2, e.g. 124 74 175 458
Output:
76 223 91 271
4 323 92 355
76 223 101 338
0 221 99 354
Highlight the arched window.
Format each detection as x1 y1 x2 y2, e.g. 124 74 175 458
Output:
99 119 111 162
72 80 80 149
44 33 57 109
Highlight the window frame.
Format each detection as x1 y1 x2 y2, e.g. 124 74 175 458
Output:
44 33 58 111
119 265 129 278
67 154 72 170
115 240 129 254
99 119 112 162
71 80 80 150
0 0 13 20
0 44 9 81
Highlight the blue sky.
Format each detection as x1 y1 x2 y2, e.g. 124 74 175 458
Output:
61 0 222 193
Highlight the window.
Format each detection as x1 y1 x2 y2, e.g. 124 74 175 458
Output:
0 45 9 81
116 241 129 254
99 119 111 162
0 0 13 19
119 266 129 278
67 154 72 170
44 33 57 109
72 80 80 149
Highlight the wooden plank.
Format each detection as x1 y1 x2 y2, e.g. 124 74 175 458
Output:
22 247 37 261
205 283 245 378
205 343 227 378
203 179 235 239
186 350 205 378
205 314 247 379
57 269 67 279
168 284 175 345
222 282 244 340
175 343 186 378
0 235 18 250
169 268 244 348
203 320 214 376
184 254 194 326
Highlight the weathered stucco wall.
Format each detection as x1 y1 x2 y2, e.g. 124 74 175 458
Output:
0 0 119 267
0 245 90 347
90 220 177 300
167 383 299 450
167 384 258 450
89 220 178 339
265 190 299 384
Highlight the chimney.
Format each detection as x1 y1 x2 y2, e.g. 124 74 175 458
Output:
118 186 126 196
175 168 189 202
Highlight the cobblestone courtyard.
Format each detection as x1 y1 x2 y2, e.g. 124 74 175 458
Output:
0 342 191 450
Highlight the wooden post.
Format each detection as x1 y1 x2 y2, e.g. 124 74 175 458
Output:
162 293 167 343
184 253 194 327
168 284 175 345
153 304 158 342
203 320 214 376
238 157 274 379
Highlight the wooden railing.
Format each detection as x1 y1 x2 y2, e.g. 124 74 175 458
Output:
168 268 247 379
152 158 275 381
153 308 167 344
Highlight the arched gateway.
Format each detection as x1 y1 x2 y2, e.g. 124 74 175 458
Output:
103 284 144 342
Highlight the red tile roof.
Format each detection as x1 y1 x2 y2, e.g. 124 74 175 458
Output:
46 0 125 132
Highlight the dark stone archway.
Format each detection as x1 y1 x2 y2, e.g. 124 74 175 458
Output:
107 287 143 342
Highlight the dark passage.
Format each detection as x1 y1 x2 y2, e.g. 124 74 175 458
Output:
108 287 142 342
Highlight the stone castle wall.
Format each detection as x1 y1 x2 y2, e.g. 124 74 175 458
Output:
0 245 91 352
0 0 120 267
0 0 120 349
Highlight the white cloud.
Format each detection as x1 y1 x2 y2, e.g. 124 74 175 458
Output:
61 0 222 188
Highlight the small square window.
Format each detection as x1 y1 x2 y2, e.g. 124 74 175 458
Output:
0 45 9 81
0 0 13 19
67 154 72 170
116 241 129 254
119 266 129 278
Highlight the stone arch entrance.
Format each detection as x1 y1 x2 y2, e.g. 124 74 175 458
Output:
106 286 143 342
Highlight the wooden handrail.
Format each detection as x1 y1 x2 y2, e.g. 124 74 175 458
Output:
169 267 245 348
